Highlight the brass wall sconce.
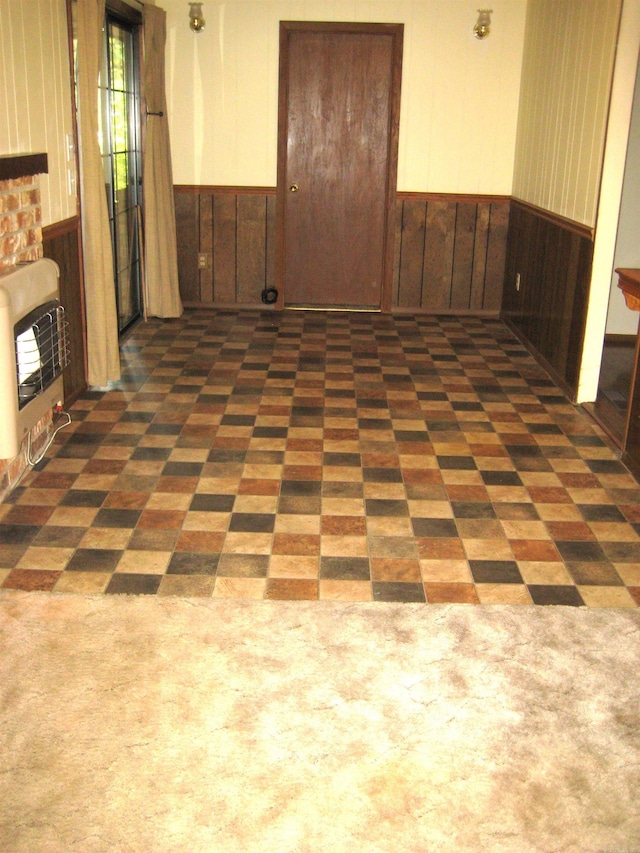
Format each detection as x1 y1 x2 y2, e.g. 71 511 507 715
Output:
474 9 492 40
188 2 205 33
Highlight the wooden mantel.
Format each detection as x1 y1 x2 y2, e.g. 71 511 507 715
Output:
0 153 48 182
616 268 640 312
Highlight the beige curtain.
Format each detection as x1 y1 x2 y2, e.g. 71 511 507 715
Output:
76 0 121 386
142 5 183 319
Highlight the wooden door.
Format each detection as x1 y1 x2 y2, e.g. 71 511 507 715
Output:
276 22 403 310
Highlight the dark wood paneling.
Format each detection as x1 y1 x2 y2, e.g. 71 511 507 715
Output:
394 195 509 313
175 187 508 313
174 192 199 302
501 199 594 398
237 195 267 304
212 194 237 304
42 217 87 405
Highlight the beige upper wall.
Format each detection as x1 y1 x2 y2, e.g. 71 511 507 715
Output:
164 0 528 194
0 0 77 226
512 0 622 227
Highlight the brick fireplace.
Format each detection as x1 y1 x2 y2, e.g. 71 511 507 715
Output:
0 154 54 501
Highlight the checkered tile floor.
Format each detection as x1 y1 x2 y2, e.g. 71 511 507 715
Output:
1 310 639 605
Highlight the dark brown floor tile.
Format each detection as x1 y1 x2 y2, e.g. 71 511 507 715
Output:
1 505 55 525
167 552 220 575
229 513 276 533
469 560 523 584
372 581 425 602
600 541 640 562
566 561 623 586
105 573 162 595
265 578 318 600
411 518 458 538
2 569 62 591
320 556 370 581
424 582 479 604
0 525 41 546
33 526 86 548
66 549 122 572
278 495 322 515
93 508 141 528
555 540 607 562
528 585 584 606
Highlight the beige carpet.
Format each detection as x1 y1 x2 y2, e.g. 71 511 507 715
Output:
0 591 638 852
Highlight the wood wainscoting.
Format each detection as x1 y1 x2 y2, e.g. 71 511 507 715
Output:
43 216 87 406
501 199 594 399
174 186 509 314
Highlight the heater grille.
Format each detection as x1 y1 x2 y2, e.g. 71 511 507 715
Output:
14 300 70 409
0 259 68 460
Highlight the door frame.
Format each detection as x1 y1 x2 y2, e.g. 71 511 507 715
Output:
275 21 404 312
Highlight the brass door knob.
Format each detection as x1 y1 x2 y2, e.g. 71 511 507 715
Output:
289 183 299 193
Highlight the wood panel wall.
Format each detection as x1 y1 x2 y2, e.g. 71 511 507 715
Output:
501 199 594 398
175 186 509 314
393 194 509 312
43 216 87 405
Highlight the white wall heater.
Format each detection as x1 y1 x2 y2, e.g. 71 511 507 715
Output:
0 259 69 460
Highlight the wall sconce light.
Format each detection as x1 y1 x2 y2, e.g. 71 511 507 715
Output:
188 2 205 33
473 9 492 40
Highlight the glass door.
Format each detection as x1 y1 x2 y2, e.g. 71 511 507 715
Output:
99 15 142 335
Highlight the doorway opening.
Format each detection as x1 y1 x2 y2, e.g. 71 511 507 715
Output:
99 11 143 336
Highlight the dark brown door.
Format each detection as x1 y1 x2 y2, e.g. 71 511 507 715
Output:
276 22 403 310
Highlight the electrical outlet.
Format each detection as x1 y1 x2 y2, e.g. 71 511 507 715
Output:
198 253 209 269
515 273 521 292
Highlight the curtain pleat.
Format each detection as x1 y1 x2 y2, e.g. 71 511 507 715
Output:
76 0 121 386
142 5 183 319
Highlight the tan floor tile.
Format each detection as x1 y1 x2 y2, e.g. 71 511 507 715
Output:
115 550 171 574
71 475 120 491
321 498 365 516
464 539 514 560
322 466 363 482
269 555 319 578
476 584 533 604
54 571 111 594
47 507 99 527
371 558 421 582
419 559 472 583
212 576 266 599
157 575 216 597
440 470 484 486
366 517 413 537
578 586 638 608
283 451 323 466
614 564 640 585
233 495 278 514
181 511 230 531
242 464 283 479
588 523 640 542
534 503 583 522
517 561 574 585
320 535 368 557
274 514 321 534
363 482 405 499
223 532 273 555
79 528 132 549
145 492 192 510
485 486 532 504
0 568 12 585
17 547 74 571
500 520 551 540
319 579 372 601
196 477 241 494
